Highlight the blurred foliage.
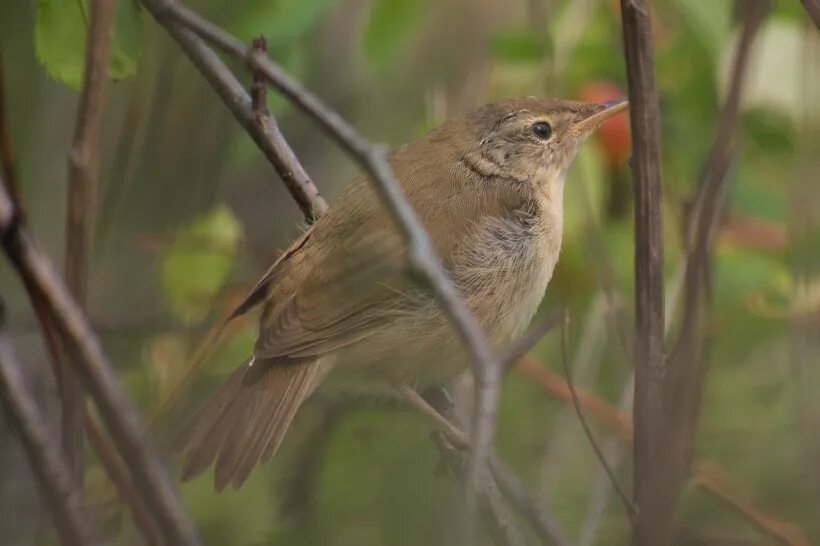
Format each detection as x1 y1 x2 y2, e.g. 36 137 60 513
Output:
34 0 142 90
2 0 820 545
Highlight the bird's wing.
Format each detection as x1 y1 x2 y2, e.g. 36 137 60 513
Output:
253 182 416 359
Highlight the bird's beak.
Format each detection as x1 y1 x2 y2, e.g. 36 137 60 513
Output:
571 98 629 135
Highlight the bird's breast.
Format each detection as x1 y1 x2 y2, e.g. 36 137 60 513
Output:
452 199 563 345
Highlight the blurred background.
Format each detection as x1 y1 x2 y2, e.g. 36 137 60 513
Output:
1 0 819 544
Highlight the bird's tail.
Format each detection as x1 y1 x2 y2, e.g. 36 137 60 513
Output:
175 356 320 491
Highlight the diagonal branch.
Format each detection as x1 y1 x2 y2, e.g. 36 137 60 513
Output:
404 386 570 546
0 185 201 546
142 9 327 221
0 303 99 546
1 51 160 546
142 0 502 525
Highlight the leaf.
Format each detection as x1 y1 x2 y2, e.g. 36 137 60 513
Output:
34 0 141 91
363 0 425 66
161 206 242 323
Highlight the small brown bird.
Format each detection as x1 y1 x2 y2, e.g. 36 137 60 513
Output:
177 97 628 490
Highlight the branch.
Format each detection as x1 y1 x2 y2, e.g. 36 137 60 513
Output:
0 185 201 546
409 386 571 546
142 0 501 524
85 415 160 545
618 1 668 544
399 387 525 546
62 0 118 486
141 7 327 221
1 52 162 546
0 303 98 546
663 2 771 526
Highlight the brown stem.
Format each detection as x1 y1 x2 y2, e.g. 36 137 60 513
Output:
62 0 118 487
0 305 98 546
1 48 163 546
0 185 201 546
618 1 667 543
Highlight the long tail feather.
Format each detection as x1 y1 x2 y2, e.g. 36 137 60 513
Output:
175 356 319 490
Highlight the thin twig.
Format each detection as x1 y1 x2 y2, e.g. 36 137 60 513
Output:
410 386 571 546
488 456 571 546
143 0 501 525
250 36 270 117
516 357 810 546
62 0 118 486
0 303 100 546
85 415 160 546
664 2 770 539
560 311 637 523
144 9 327 221
618 0 667 543
500 309 562 370
1 54 162 546
0 185 201 546
399 387 524 546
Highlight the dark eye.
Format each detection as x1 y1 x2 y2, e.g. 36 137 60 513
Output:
531 121 552 140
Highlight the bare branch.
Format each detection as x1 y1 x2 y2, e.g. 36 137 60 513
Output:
411 386 571 546
141 0 502 524
398 388 525 546
560 311 637 523
85 415 160 546
0 186 201 546
488 456 571 546
501 309 562 370
1 53 162 545
250 36 270 117
661 4 771 532
0 303 99 546
62 0 118 486
141 9 327 221
618 1 668 543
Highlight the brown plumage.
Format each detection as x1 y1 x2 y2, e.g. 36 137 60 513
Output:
176 97 628 489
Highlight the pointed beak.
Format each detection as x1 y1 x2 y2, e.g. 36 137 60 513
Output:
571 98 629 135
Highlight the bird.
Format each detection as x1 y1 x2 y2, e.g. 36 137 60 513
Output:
175 96 628 491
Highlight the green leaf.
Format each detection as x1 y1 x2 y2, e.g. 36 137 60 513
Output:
34 0 141 90
363 0 425 66
161 206 242 323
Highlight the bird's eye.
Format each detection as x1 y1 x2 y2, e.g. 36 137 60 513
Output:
531 121 552 140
